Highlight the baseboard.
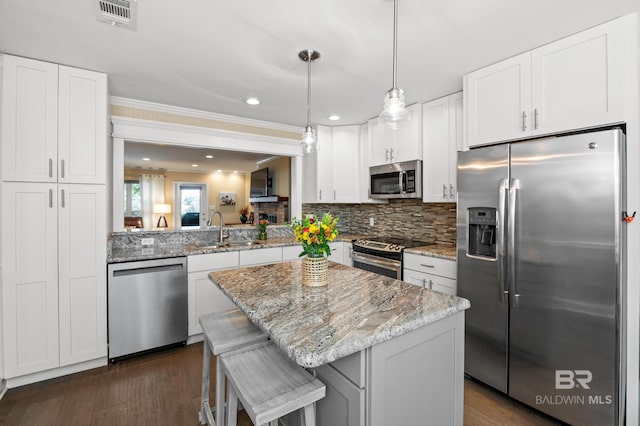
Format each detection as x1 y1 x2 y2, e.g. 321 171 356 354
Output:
6 358 108 389
0 379 7 400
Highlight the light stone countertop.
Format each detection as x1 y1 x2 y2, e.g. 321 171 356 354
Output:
404 243 457 261
208 261 470 368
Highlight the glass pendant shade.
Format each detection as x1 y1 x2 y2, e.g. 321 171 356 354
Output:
379 0 411 130
301 125 317 153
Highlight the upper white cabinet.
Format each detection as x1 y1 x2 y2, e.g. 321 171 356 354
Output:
464 15 633 148
422 92 462 202
1 54 107 184
368 103 423 166
302 125 360 203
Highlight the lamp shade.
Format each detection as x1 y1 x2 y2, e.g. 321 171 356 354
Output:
154 203 171 214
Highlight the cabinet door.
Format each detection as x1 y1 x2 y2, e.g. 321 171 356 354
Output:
422 96 452 202
327 242 343 265
430 275 457 296
465 52 532 147
392 103 422 162
188 271 237 336
1 182 59 377
315 364 365 426
368 117 390 166
58 184 107 366
316 125 334 202
1 55 58 182
531 16 628 135
239 247 282 266
58 66 108 184
403 269 429 289
332 126 360 203
282 245 303 261
450 92 463 192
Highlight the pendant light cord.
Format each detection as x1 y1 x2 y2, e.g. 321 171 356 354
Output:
307 49 312 127
392 0 398 90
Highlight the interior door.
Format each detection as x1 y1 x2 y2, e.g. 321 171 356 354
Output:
507 130 622 425
456 144 510 393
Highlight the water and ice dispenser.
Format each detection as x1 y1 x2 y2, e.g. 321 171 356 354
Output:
467 207 497 259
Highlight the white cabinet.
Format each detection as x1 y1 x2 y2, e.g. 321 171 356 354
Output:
316 364 365 426
303 125 360 203
1 183 106 378
1 54 107 184
330 242 352 266
464 15 632 148
422 92 462 202
368 103 423 166
403 253 456 296
239 246 282 266
187 251 240 336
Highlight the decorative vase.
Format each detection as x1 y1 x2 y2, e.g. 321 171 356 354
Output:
257 230 267 240
240 215 248 224
302 255 328 287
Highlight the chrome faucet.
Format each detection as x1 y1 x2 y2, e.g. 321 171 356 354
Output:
210 211 224 243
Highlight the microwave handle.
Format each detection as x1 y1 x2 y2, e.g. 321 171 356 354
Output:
399 171 407 194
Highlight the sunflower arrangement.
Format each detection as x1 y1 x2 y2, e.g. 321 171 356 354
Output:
289 213 339 258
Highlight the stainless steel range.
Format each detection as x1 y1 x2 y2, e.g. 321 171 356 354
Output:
352 238 433 280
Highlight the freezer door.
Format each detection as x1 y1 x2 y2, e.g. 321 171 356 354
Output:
508 129 623 425
457 144 510 393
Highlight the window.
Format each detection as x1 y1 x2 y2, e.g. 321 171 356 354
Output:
124 180 142 217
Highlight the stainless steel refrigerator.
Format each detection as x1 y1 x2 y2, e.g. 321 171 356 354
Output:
457 128 625 425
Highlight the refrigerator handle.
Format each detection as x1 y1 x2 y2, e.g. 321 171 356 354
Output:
508 179 521 308
497 179 509 303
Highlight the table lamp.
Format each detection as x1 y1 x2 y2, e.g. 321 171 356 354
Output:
154 203 171 228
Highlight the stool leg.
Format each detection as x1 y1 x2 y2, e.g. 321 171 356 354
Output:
227 382 238 426
215 355 225 426
303 404 316 426
199 342 213 425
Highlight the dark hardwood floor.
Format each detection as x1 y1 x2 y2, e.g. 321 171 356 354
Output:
0 344 560 426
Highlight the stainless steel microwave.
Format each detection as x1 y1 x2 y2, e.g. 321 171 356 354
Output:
369 159 422 199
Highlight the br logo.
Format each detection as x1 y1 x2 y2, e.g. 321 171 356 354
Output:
555 370 592 389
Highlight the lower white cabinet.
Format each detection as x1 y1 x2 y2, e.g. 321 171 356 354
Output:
403 253 457 296
187 251 239 336
1 182 106 378
315 363 365 426
239 246 282 266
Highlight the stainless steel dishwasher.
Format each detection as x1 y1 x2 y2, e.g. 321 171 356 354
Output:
107 256 188 361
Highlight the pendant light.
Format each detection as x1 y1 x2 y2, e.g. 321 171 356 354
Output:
299 49 320 154
379 0 410 129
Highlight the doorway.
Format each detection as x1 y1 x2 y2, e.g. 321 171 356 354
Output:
174 182 208 229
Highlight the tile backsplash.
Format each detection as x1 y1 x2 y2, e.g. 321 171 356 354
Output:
301 200 456 246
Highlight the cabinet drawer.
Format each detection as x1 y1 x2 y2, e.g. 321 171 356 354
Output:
188 251 239 273
282 245 303 261
403 253 456 279
239 247 282 266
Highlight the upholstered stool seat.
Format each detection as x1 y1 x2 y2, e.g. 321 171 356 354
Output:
220 341 326 426
199 308 267 426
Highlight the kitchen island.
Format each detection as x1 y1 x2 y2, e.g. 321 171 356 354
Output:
209 260 470 426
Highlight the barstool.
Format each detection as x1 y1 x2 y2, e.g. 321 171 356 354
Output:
220 341 326 426
199 308 268 426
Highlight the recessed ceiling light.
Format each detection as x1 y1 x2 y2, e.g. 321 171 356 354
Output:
233 170 238 174
217 169 222 173
142 157 150 161
205 155 214 159
328 115 340 121
192 164 198 168
246 97 260 106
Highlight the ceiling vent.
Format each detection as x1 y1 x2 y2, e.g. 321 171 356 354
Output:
96 0 137 30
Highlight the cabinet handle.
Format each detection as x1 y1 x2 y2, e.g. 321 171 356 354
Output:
420 263 435 268
522 111 527 131
422 278 427 289
333 189 336 200
61 189 65 208
49 189 53 208
49 159 53 178
319 190 322 200
534 108 539 129
60 159 65 178
442 184 447 199
428 279 434 290
389 148 394 161
449 184 455 198
385 149 390 161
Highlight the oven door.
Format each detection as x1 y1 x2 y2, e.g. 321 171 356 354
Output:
352 251 402 280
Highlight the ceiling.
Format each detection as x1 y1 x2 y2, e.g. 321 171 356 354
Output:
1 1 638 170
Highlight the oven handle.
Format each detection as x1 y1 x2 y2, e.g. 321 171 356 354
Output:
352 251 402 271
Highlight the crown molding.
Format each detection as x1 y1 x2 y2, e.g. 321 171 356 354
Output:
110 96 301 133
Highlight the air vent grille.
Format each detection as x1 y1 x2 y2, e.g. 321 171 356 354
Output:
96 0 137 30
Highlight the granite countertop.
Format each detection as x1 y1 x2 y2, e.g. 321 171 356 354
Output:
404 243 457 261
107 234 363 263
208 261 470 368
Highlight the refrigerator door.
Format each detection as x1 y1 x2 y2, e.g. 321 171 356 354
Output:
457 144 510 393
508 129 623 425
